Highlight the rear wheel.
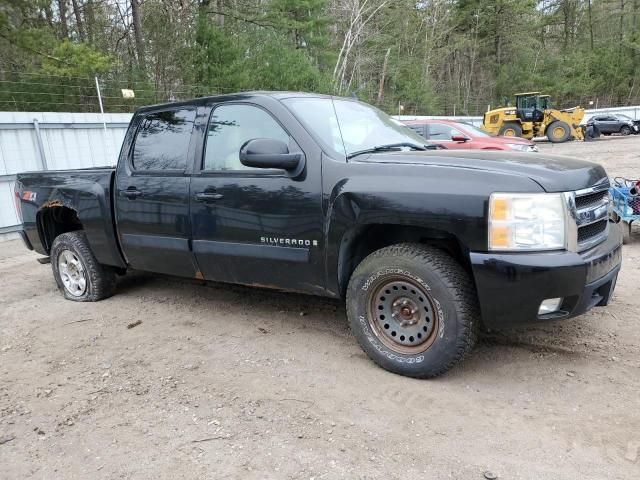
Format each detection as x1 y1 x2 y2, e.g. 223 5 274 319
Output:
346 244 479 378
51 231 116 301
546 121 571 143
498 123 522 137
620 125 632 136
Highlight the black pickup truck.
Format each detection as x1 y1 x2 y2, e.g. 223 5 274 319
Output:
14 92 622 378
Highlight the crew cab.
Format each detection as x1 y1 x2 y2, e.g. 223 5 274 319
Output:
14 92 622 378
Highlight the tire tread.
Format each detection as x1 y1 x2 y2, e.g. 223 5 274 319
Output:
51 231 116 302
346 243 479 378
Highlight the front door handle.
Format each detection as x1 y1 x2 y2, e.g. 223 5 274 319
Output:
123 187 143 199
194 192 224 202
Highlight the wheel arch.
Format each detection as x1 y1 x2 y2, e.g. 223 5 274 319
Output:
37 205 83 254
335 223 472 298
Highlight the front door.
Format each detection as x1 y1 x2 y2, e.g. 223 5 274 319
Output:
189 102 325 294
114 107 198 277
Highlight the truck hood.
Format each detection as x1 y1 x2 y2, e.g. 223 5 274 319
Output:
354 150 607 192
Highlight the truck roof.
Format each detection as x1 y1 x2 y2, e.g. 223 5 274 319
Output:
135 91 339 113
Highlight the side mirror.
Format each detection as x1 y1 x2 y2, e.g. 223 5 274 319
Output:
239 138 302 170
451 134 470 142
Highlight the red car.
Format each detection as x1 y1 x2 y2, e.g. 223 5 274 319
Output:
401 118 538 152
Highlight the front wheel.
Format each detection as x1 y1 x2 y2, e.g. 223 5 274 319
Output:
546 121 571 143
346 244 479 378
620 125 632 136
498 123 522 137
51 231 116 301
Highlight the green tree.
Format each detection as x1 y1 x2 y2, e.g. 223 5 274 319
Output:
42 40 112 77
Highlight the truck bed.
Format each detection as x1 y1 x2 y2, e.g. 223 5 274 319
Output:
15 167 125 268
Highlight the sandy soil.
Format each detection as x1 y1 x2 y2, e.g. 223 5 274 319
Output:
1 136 640 480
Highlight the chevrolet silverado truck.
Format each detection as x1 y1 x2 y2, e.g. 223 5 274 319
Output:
14 92 622 378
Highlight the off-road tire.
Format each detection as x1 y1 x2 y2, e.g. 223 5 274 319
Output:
346 243 479 378
498 123 522 137
620 125 632 136
546 121 571 143
51 231 116 301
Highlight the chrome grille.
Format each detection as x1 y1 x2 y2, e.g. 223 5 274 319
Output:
577 219 608 243
566 180 611 252
575 189 608 210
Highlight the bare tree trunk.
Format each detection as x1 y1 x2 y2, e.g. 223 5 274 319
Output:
633 0 639 74
85 0 95 44
588 0 594 50
620 0 625 55
215 0 225 27
58 0 69 38
377 47 391 103
71 0 85 40
333 0 390 93
494 2 502 67
44 3 54 28
131 0 146 72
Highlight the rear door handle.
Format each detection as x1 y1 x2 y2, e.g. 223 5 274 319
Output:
123 188 143 199
194 192 223 202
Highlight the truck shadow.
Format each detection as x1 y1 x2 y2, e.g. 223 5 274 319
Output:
478 331 583 357
114 270 350 337
114 271 595 378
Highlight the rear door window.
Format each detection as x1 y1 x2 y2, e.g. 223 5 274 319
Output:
132 108 196 171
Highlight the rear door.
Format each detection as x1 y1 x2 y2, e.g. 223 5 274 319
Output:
596 116 617 133
114 106 199 277
189 100 325 294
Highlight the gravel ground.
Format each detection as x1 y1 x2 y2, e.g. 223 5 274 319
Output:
1 136 640 480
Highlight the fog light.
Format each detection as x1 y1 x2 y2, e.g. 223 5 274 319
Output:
538 298 563 315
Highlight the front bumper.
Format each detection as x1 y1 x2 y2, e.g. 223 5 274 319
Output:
470 223 622 329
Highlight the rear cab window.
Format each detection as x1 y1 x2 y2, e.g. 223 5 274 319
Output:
132 108 196 171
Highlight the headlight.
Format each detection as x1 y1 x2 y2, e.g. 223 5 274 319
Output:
506 143 530 152
489 193 566 251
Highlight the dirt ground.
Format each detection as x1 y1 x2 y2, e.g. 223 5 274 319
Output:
1 136 640 480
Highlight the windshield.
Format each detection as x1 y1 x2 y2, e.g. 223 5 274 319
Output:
458 122 491 137
282 97 426 157
617 114 634 121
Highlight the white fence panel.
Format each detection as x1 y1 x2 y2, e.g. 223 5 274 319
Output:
0 111 132 233
0 127 41 174
0 180 18 229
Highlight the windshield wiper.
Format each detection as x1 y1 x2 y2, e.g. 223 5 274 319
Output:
346 142 428 159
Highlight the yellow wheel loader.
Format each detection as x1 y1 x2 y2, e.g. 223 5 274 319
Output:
481 93 585 143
